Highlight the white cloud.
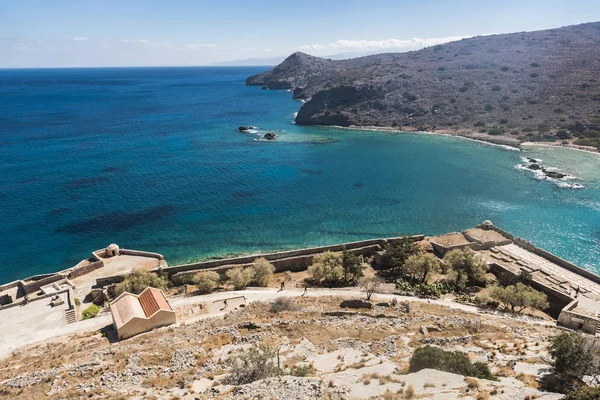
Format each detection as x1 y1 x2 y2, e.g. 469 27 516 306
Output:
121 39 149 44
184 43 217 49
298 35 471 53
72 37 88 41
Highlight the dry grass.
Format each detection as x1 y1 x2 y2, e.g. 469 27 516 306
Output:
516 373 540 389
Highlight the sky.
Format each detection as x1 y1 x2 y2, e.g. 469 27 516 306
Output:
1 0 600 68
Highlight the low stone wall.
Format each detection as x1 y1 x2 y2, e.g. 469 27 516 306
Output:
163 235 423 278
120 249 165 261
0 280 20 294
96 275 125 287
21 274 65 295
480 223 600 286
172 243 384 282
66 260 104 280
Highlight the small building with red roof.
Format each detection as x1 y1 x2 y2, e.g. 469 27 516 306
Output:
110 287 176 340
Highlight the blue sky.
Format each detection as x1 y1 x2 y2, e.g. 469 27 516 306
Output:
1 0 600 67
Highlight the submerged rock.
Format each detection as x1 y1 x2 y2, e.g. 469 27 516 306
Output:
263 132 276 140
238 126 256 132
527 163 542 170
543 170 567 179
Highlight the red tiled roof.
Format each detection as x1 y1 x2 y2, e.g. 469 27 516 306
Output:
139 287 172 317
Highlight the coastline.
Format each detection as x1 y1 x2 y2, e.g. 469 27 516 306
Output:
320 123 600 156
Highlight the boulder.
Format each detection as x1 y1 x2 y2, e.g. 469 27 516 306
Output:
263 132 277 140
527 163 541 170
238 126 255 132
340 299 372 309
544 170 567 179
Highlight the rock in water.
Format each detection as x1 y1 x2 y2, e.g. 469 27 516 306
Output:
238 126 256 132
263 132 276 140
527 163 541 170
261 85 269 90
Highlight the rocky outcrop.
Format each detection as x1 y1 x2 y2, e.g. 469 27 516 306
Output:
247 22 600 140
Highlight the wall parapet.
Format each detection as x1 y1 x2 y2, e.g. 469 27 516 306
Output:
163 235 423 277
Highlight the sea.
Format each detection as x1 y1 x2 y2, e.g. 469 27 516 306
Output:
1 66 600 283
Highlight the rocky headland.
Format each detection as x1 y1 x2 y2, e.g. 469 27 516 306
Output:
247 22 600 149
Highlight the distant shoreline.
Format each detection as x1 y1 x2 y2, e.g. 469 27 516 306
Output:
322 123 600 156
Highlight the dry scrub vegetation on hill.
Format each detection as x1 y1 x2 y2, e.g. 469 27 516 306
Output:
0 296 569 399
247 22 600 147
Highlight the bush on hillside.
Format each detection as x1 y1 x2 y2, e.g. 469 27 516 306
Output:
270 297 298 313
251 258 275 287
113 268 168 297
81 303 100 320
227 346 282 385
409 345 496 380
226 267 254 290
549 332 600 385
193 271 221 294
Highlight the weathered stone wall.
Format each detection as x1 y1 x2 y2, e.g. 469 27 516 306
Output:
120 249 165 261
66 260 104 280
171 244 385 282
163 235 423 278
96 275 125 287
21 274 64 295
0 280 20 293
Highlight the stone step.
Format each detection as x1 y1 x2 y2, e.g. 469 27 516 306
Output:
65 308 76 324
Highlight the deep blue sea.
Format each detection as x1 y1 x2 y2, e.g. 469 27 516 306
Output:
1 66 600 283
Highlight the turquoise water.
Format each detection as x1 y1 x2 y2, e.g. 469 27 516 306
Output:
1 67 600 283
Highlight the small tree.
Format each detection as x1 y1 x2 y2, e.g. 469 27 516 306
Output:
193 271 220 294
359 276 384 300
113 268 168 297
270 297 298 313
308 251 344 284
444 248 487 289
251 258 275 287
403 253 441 283
342 250 365 283
382 238 420 270
226 267 254 290
549 332 600 385
491 282 548 313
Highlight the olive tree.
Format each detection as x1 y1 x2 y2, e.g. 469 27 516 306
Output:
491 282 548 313
549 332 600 386
226 267 254 290
342 250 365 283
193 271 221 294
113 268 168 297
251 258 275 287
443 248 487 289
308 251 344 284
403 253 441 283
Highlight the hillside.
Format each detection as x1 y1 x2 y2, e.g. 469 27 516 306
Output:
0 295 564 399
247 22 600 146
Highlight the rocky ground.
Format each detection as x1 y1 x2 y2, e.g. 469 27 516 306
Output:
0 295 566 399
247 22 600 148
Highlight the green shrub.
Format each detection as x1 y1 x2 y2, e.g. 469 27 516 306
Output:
82 304 100 320
308 251 344 284
473 121 485 127
484 104 493 111
487 129 504 135
381 238 421 271
403 92 418 102
74 298 81 306
226 267 254 290
403 253 441 283
409 346 497 380
492 85 501 91
499 119 509 124
251 258 275 287
550 332 600 384
193 271 221 294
